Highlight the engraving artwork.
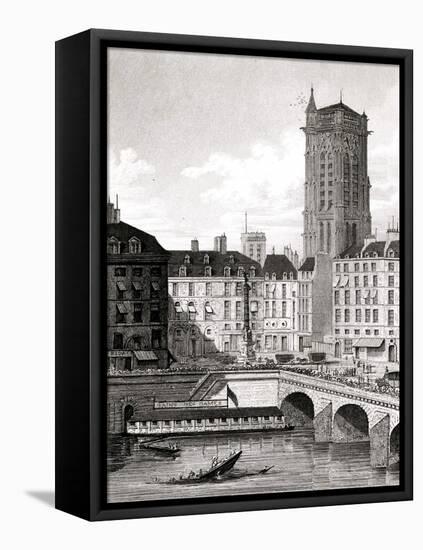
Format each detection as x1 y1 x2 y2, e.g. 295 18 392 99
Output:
106 48 400 503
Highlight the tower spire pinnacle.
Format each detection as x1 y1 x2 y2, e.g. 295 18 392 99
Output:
306 86 317 113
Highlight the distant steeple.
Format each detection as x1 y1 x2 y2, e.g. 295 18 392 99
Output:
306 86 317 113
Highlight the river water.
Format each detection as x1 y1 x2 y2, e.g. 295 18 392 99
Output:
107 429 399 503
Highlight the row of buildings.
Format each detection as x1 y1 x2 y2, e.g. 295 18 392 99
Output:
106 90 400 373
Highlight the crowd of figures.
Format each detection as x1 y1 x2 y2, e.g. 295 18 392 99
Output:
280 366 400 397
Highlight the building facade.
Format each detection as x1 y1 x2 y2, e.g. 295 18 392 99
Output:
107 211 170 371
332 230 400 365
302 88 372 258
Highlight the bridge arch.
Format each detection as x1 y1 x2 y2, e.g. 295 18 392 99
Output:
333 403 369 442
390 423 400 462
280 391 315 427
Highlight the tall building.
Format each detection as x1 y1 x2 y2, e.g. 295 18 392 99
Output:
106 203 170 371
302 88 372 258
241 213 266 266
332 228 399 367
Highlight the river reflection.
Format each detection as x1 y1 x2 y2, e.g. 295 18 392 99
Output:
107 429 399 503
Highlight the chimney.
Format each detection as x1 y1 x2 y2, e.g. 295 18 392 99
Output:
214 234 227 254
191 238 199 252
385 218 400 249
364 234 376 248
106 199 120 224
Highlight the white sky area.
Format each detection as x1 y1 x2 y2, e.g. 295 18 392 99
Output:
108 48 399 256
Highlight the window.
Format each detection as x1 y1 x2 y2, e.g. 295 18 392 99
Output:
203 254 209 264
174 301 182 320
224 282 231 297
282 301 287 317
171 282 178 297
251 281 257 296
229 255 234 264
388 262 395 272
108 237 119 254
344 309 350 323
388 275 395 287
179 266 186 277
335 263 341 272
388 309 395 326
354 276 359 287
113 333 123 349
355 289 361 304
344 339 352 354
272 301 276 318
371 262 376 272
115 267 126 277
206 282 212 296
374 330 379 335
129 237 141 254
236 282 243 296
355 309 361 323
188 282 194 296
224 323 231 330
345 290 350 305
354 329 360 335
152 329 161 349
224 266 231 277
354 263 360 272
150 303 160 323
344 329 350 335
372 291 378 305
388 290 394 305
238 267 245 278
343 263 349 273
151 267 161 277
205 301 213 320
372 309 378 323
151 281 160 298
271 272 276 281
204 266 212 277
265 301 270 318
363 275 368 287
334 290 339 305
365 309 371 323
188 301 196 321
373 275 378 287
250 266 256 278
133 303 142 322
335 309 341 323
224 301 231 320
236 301 242 320
116 281 126 299
282 284 287 299
116 303 128 324
133 267 142 277
363 263 368 272
184 255 190 264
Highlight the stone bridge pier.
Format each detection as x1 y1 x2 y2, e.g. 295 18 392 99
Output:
279 380 400 468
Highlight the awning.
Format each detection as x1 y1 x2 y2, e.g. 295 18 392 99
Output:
188 304 196 313
339 275 349 287
353 338 384 348
363 290 370 299
174 303 183 313
132 281 142 290
333 276 340 288
151 281 160 291
205 304 213 313
116 303 128 314
116 281 126 291
134 350 158 361
371 289 378 298
250 301 258 312
270 284 276 292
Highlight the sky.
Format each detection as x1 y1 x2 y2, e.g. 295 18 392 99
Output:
108 48 399 256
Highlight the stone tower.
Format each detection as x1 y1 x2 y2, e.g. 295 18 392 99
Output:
302 88 372 258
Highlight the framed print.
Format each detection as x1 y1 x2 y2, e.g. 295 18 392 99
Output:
55 29 413 521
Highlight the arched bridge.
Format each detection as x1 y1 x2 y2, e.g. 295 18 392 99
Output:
278 371 399 468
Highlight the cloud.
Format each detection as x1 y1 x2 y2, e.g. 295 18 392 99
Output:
108 147 155 193
181 130 304 212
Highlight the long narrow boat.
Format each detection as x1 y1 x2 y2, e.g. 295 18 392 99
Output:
197 450 242 481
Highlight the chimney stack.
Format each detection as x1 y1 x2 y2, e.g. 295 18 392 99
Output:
191 238 199 252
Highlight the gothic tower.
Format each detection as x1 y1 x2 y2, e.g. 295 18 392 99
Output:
302 88 372 258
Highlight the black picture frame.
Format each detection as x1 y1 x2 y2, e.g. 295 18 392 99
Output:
55 28 413 521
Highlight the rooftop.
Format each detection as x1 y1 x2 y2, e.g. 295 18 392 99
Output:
107 221 169 255
263 254 297 280
299 257 315 272
168 250 263 277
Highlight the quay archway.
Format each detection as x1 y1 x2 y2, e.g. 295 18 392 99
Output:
280 392 314 427
333 404 369 442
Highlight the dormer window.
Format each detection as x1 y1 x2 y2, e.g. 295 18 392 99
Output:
388 249 395 258
184 254 190 264
229 255 234 264
271 272 276 281
129 236 141 254
107 236 119 254
289 272 294 280
204 266 212 277
203 254 209 265
179 266 187 277
364 253 369 258
282 272 287 280
265 272 269 281
224 266 231 277
238 267 244 278
373 252 378 258
345 255 350 259
250 266 256 278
